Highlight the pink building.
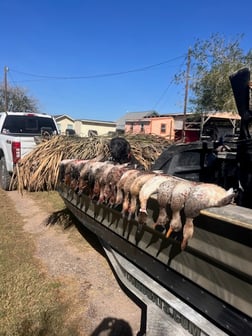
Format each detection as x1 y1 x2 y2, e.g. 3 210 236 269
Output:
125 116 174 139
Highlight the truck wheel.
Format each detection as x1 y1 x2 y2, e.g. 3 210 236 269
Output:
0 157 11 190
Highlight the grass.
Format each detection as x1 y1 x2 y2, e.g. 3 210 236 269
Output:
0 189 80 336
28 190 66 213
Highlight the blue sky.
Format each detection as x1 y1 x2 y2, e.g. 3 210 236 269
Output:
0 0 251 121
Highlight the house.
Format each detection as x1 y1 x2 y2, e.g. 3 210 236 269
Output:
116 110 159 133
116 110 174 139
125 115 175 140
54 114 75 135
54 115 116 137
75 119 116 137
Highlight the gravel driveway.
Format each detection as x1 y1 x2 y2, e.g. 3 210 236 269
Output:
7 191 143 336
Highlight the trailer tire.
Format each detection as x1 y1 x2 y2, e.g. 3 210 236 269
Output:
0 157 11 190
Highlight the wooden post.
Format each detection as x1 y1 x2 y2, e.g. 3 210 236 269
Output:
4 66 9 112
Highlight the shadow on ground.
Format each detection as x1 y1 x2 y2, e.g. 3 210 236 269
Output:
90 317 133 336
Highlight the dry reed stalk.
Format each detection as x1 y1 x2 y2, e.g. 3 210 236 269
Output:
11 135 172 192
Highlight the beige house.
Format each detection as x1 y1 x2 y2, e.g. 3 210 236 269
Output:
75 119 116 137
54 115 116 137
54 115 75 135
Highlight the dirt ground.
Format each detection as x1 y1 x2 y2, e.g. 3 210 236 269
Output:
7 190 143 336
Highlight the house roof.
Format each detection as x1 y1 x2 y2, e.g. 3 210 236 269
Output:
205 112 241 120
76 119 116 126
54 114 75 122
116 110 159 130
54 115 115 125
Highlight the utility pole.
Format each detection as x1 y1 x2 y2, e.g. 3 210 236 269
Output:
4 66 9 112
182 49 191 142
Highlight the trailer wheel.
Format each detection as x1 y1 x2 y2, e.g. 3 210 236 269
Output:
0 157 11 190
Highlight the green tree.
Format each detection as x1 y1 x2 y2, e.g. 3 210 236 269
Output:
175 33 252 113
0 85 40 112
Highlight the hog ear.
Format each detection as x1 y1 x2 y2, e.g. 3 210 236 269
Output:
218 188 235 206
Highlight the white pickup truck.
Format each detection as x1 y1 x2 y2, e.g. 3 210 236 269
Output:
0 111 59 190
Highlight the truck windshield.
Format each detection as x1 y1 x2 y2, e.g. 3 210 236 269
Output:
1 115 58 135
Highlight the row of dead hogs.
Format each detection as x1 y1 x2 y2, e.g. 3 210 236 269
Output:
59 157 235 250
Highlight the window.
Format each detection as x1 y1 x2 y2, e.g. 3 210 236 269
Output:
2 115 58 135
88 130 98 137
65 129 76 136
161 123 166 133
140 123 144 132
57 123 61 132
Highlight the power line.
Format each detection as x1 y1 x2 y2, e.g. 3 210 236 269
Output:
10 55 185 81
152 82 173 109
8 71 18 87
153 56 187 110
